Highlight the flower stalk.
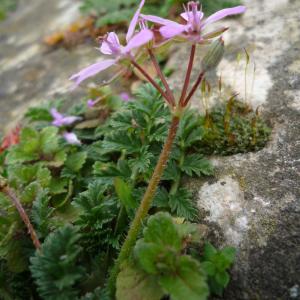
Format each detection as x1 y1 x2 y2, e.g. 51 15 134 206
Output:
109 115 180 295
179 44 196 106
148 48 175 106
130 58 171 104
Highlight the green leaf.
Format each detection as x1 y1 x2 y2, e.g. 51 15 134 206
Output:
7 164 51 189
30 225 85 300
31 189 54 238
128 148 154 175
202 261 216 276
159 256 209 300
102 132 141 154
65 152 87 172
134 241 163 275
6 128 40 163
114 177 136 211
181 154 213 177
25 107 52 122
19 128 40 154
215 271 230 287
40 127 60 155
116 263 164 300
162 160 180 181
222 247 236 263
169 188 198 221
203 243 218 261
143 212 181 250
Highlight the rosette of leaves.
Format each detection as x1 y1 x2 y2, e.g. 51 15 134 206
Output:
116 212 209 300
202 243 236 296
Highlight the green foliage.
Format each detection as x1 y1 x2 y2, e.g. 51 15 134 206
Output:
0 83 269 299
73 182 120 253
202 243 236 296
30 225 85 300
117 212 209 300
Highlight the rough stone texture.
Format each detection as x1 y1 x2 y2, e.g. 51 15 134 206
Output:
174 0 300 299
0 0 118 134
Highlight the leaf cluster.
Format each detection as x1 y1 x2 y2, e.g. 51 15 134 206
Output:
0 82 269 299
117 212 209 300
202 243 236 296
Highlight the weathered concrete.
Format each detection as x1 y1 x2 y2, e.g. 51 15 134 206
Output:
174 0 300 299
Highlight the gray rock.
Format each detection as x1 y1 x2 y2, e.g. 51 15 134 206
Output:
0 0 117 134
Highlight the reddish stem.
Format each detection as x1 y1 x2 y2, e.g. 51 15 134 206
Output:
179 45 196 106
131 59 171 104
148 49 175 106
1 184 41 250
182 71 205 107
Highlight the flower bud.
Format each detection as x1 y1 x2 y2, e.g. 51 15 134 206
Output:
201 37 225 71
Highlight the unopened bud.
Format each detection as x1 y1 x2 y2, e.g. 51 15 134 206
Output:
201 37 225 71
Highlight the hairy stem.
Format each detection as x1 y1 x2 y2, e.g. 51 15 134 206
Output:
179 44 196 106
148 49 175 106
108 116 180 296
182 71 205 107
0 181 41 250
131 59 171 104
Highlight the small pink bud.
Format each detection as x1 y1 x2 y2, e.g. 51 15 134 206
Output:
87 99 96 108
120 92 131 102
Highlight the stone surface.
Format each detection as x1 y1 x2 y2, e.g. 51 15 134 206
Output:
171 0 300 299
0 0 119 134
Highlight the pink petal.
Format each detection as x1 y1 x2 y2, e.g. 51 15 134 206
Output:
87 99 96 108
70 59 116 86
202 6 246 28
126 0 145 42
61 116 81 125
123 29 153 53
63 132 81 145
100 32 121 55
50 108 63 120
120 92 130 102
180 11 204 22
141 14 180 27
160 24 186 39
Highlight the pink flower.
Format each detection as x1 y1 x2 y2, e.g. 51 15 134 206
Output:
120 92 131 102
50 108 81 127
142 1 246 43
63 132 81 145
70 0 153 86
87 99 96 108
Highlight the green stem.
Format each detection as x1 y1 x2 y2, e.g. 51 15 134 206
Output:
108 115 180 297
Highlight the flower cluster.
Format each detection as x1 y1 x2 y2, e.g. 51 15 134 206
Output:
50 108 82 145
70 1 246 109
